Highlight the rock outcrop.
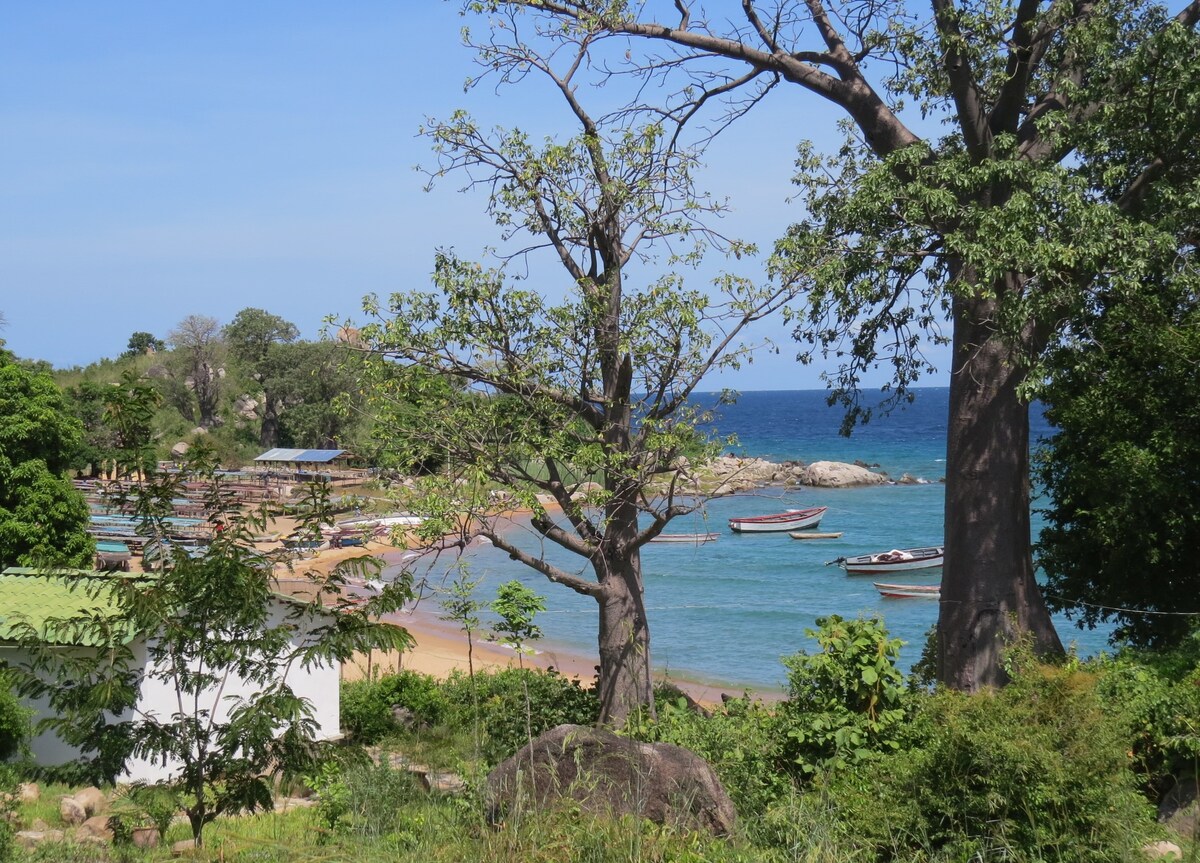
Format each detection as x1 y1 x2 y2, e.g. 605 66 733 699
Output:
799 460 888 488
485 724 736 836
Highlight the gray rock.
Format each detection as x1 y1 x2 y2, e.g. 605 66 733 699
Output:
171 441 190 458
800 460 888 488
420 770 468 795
16 829 65 849
75 815 113 841
74 786 107 816
485 724 736 836
18 782 39 803
1142 840 1182 860
172 838 197 855
1159 776 1198 840
59 796 87 826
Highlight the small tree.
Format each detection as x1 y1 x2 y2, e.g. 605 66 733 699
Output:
490 579 546 756
121 331 165 359
355 8 804 724
12 448 414 845
440 566 484 680
490 580 545 670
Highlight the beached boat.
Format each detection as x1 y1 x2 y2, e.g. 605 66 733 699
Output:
142 537 210 567
830 545 944 575
320 513 424 537
728 507 827 533
873 582 941 599
648 532 719 544
95 540 132 571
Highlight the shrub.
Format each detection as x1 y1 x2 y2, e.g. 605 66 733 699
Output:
816 658 1156 862
778 615 909 777
638 693 793 818
340 670 449 743
1092 627 1200 799
0 674 31 762
441 667 599 764
306 755 418 839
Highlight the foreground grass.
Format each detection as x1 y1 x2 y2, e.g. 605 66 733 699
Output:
16 796 777 863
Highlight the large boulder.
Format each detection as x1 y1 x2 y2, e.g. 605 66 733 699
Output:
1159 776 1198 841
485 724 736 836
800 460 888 488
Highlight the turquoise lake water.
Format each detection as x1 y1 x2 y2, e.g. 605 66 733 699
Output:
391 388 1112 693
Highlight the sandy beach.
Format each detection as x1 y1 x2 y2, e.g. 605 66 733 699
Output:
270 525 752 708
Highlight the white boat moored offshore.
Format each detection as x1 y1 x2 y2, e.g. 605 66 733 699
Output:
728 507 827 533
829 545 944 575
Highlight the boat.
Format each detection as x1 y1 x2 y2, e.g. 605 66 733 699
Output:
789 531 843 540
874 582 941 599
648 532 719 544
320 513 424 537
728 507 827 533
830 545 944 575
94 540 132 571
142 537 210 567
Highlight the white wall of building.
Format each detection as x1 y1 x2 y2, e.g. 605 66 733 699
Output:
6 597 341 784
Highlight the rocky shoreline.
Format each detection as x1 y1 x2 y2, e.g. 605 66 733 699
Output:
676 455 940 496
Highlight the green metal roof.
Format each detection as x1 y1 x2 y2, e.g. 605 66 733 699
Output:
0 568 146 646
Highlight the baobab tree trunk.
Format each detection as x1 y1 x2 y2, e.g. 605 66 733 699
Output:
259 394 281 448
595 554 654 726
938 295 1064 690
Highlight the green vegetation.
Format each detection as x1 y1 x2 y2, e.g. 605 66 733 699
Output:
6 451 415 847
480 0 1200 694
6 617 1198 862
43 312 385 471
0 350 94 571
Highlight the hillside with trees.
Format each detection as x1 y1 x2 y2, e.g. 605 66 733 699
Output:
45 309 385 472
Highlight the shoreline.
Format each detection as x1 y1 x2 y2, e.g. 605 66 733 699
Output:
274 530 777 708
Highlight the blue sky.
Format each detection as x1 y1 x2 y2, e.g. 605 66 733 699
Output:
1 2 950 390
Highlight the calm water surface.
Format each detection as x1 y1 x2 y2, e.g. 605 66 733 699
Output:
394 388 1110 692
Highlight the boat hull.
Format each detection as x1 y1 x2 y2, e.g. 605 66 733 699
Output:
728 507 827 533
874 582 941 599
649 533 719 544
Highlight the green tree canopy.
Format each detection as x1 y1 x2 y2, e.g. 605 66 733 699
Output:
0 350 93 569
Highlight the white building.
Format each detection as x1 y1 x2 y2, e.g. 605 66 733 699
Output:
0 567 341 783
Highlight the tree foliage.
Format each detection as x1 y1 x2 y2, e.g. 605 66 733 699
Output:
9 448 414 844
0 350 93 570
121 331 165 359
352 7 806 723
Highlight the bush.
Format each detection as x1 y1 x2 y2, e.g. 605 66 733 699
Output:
778 615 909 777
638 693 793 818
306 755 418 839
813 658 1157 862
340 671 450 743
1092 627 1200 799
0 674 31 762
441 667 599 764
